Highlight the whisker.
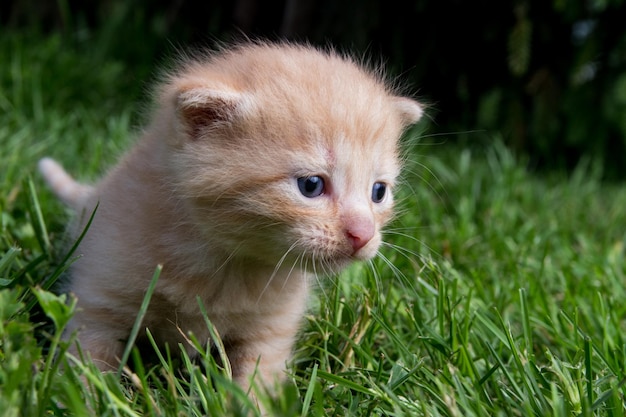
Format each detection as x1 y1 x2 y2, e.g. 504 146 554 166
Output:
398 159 448 205
256 239 301 304
210 242 243 278
383 229 442 260
375 249 418 295
279 250 306 293
308 251 330 302
366 258 383 298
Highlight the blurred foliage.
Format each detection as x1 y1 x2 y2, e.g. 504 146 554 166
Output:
2 0 626 178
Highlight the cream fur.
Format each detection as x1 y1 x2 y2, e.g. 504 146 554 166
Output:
40 42 422 388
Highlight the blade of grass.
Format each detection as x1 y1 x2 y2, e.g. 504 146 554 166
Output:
301 363 318 417
67 356 141 417
196 296 232 379
316 369 379 397
24 203 99 312
584 335 593 410
519 288 533 359
0 247 21 286
25 176 51 254
117 264 162 376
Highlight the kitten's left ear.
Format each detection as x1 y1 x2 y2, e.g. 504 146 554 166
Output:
175 87 252 140
392 97 424 127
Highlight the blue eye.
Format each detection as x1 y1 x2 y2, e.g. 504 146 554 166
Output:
372 182 387 203
297 176 325 198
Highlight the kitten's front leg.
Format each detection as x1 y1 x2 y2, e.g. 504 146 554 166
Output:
226 323 300 392
64 314 128 372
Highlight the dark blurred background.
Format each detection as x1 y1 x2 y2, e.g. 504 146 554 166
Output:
3 0 626 178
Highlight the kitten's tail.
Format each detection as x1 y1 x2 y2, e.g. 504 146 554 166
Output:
38 157 93 209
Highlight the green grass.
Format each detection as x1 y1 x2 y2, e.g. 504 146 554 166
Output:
2 30 626 416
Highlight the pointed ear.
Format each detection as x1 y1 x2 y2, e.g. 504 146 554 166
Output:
392 97 424 127
176 87 250 139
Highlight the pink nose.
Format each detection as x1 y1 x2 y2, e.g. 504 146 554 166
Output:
345 221 375 254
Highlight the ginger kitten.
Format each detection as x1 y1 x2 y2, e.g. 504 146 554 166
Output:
39 42 423 389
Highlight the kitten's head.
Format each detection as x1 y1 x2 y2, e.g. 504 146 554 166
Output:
159 42 422 273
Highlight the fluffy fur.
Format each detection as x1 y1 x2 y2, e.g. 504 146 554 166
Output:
40 42 422 388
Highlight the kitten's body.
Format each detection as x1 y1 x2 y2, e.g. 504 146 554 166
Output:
40 43 422 387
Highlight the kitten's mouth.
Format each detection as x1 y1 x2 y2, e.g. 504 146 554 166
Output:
276 238 378 274
306 250 368 273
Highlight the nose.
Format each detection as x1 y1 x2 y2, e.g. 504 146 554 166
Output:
345 219 375 254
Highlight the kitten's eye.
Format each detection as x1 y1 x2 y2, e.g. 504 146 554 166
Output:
297 176 325 198
371 182 387 203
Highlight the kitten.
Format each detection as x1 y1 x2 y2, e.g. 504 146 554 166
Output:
39 42 422 390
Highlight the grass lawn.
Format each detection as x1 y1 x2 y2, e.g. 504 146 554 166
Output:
2 30 626 416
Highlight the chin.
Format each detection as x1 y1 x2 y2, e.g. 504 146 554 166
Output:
309 252 374 275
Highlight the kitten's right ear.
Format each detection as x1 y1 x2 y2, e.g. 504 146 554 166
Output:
175 87 251 140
